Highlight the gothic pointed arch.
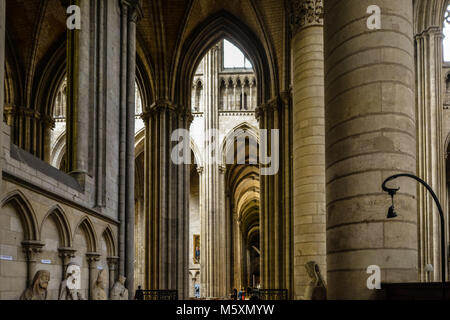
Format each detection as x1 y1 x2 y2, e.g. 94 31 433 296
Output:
414 0 449 34
190 138 203 168
33 37 66 120
136 53 155 111
221 122 260 165
4 32 22 109
74 216 98 253
41 205 72 248
102 226 117 257
135 129 146 158
1 191 39 241
173 10 278 111
50 131 67 170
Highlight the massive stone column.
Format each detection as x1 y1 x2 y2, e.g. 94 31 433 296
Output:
142 102 191 299
415 25 446 282
324 0 417 299
64 0 89 183
291 0 327 299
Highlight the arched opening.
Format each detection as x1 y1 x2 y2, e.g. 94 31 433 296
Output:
48 80 145 170
49 77 67 171
188 36 261 298
223 126 260 292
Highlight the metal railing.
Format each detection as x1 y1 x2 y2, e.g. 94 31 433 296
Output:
135 290 178 301
253 289 288 300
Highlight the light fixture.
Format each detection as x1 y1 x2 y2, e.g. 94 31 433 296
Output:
382 173 446 299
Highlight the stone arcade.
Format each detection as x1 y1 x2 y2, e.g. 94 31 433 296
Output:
1 0 450 300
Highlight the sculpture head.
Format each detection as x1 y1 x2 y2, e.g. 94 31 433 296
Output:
119 275 126 285
305 261 325 286
36 270 50 290
31 270 50 300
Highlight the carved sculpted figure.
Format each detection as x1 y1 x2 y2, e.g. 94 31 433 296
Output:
110 275 129 300
91 269 108 300
300 261 327 300
59 263 84 300
20 270 50 300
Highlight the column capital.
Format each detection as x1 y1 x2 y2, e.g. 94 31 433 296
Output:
255 96 282 121
58 247 77 258
22 241 45 261
85 252 101 266
197 166 204 175
107 256 120 269
415 26 444 40
290 0 323 35
142 100 193 125
120 0 143 23
142 100 177 119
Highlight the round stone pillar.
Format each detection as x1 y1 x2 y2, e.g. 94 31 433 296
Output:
291 0 327 300
323 0 417 299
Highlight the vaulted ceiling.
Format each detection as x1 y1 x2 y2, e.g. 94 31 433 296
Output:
136 0 289 106
5 0 66 107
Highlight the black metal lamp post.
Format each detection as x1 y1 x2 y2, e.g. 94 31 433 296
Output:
382 173 446 299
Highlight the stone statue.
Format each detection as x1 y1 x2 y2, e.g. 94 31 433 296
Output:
91 269 108 300
58 263 85 300
20 270 50 300
110 275 129 300
300 261 327 300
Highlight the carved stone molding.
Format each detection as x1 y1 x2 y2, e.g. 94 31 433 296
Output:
85 252 101 266
290 0 324 35
120 0 143 23
58 247 77 265
142 100 193 125
415 26 444 41
107 256 120 270
22 241 45 262
255 96 282 121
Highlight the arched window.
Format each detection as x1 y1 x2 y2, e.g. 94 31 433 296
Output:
53 78 67 119
444 4 450 61
135 82 145 134
223 39 253 69
135 82 143 115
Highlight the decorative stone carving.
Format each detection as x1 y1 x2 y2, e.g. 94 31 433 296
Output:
91 269 108 300
59 263 85 300
58 248 76 268
20 270 50 300
290 0 324 35
110 275 129 300
300 261 327 300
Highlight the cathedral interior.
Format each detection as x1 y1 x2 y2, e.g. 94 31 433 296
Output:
1 0 450 301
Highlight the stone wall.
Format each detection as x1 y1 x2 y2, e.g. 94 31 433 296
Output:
0 125 119 299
